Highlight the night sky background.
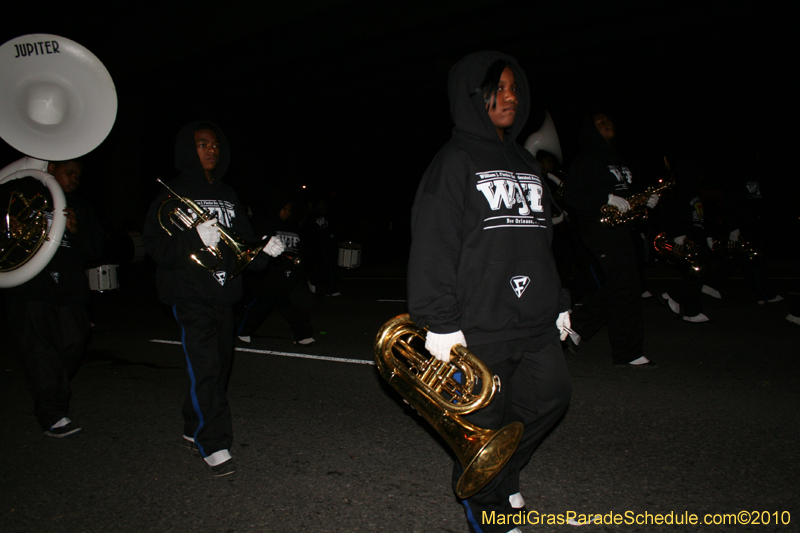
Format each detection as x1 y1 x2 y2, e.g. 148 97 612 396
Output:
1 1 796 262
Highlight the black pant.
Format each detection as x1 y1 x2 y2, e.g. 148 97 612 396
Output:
172 302 234 459
455 337 571 533
236 282 313 341
9 301 90 430
571 226 645 365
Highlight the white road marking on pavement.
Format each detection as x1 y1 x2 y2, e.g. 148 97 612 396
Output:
150 339 375 365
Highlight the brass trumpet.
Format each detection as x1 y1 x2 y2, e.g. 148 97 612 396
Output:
374 314 523 499
156 178 265 278
653 233 705 279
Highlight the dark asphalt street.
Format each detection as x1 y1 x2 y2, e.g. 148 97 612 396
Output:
1 261 799 533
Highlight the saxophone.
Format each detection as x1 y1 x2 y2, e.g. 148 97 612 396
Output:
600 177 674 228
653 233 706 279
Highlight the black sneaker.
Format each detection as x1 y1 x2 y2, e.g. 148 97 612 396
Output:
210 459 237 477
44 422 82 438
181 435 200 455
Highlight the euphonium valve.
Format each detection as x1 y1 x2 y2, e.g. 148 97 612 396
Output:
374 314 523 499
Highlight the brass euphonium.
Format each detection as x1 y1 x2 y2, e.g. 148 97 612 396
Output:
156 178 265 278
653 233 706 279
374 314 523 499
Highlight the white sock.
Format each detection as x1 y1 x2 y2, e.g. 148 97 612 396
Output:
508 492 525 508
204 449 232 467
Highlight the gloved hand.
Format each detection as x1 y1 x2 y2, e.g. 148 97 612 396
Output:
674 235 687 245
607 194 630 213
729 228 741 242
262 236 285 257
556 311 571 341
425 330 466 362
197 219 220 248
707 237 715 249
646 194 659 208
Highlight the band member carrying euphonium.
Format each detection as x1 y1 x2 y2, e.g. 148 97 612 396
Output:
1 34 114 438
142 121 284 477
406 51 572 533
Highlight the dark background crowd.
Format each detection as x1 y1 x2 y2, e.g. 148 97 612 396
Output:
1 1 796 273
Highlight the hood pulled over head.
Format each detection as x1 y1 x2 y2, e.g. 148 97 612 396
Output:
174 120 231 183
447 51 530 144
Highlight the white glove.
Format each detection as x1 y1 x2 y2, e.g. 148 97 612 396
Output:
646 194 659 208
556 311 571 341
607 194 630 213
425 330 466 362
263 236 285 257
196 219 220 248
729 228 741 242
674 235 687 245
707 237 715 250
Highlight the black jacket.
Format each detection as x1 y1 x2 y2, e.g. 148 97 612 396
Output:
142 121 266 306
563 115 635 229
408 51 569 349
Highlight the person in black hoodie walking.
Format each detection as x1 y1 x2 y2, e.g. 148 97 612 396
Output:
407 51 572 533
562 112 658 365
236 191 316 346
3 158 104 438
142 121 284 477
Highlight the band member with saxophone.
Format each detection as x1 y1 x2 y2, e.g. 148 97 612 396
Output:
408 51 572 533
2 158 104 437
562 112 658 366
142 121 284 477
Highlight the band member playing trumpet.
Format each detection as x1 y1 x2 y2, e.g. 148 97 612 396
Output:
563 112 658 366
2 158 104 437
407 52 572 533
142 121 284 477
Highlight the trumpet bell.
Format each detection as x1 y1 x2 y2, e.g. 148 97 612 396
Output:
0 34 117 161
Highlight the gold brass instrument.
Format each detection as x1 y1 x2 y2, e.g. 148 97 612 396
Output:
600 177 674 228
374 314 523 499
712 239 760 261
1 192 50 271
0 34 117 288
653 233 705 279
156 178 266 278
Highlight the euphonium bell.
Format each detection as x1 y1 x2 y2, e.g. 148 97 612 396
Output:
374 314 523 499
156 178 265 278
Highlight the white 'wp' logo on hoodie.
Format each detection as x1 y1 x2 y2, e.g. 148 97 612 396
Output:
214 271 227 286
510 276 530 298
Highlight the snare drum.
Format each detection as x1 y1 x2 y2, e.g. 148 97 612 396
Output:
87 264 119 291
337 242 362 268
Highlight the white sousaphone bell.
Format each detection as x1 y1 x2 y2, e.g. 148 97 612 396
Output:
523 109 562 163
0 33 117 288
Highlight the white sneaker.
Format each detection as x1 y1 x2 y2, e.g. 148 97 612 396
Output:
701 285 722 299
786 314 800 326
683 313 710 323
238 335 251 343
641 290 653 298
509 492 525 509
308 281 316 293
294 337 317 346
757 295 783 305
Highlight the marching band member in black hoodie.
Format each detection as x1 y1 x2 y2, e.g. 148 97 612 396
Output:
408 51 572 533
3 158 104 438
563 112 657 366
142 121 284 477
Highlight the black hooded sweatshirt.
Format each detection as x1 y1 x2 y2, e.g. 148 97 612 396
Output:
142 121 266 306
563 114 635 229
408 51 569 349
